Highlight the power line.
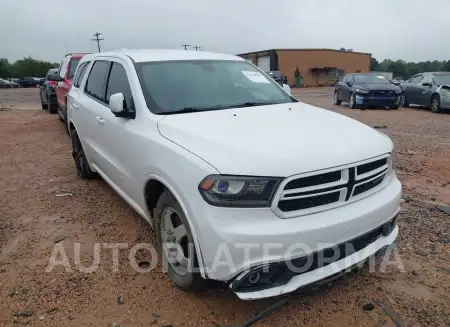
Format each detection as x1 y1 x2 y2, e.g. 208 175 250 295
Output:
193 46 202 51
181 44 190 50
91 32 104 52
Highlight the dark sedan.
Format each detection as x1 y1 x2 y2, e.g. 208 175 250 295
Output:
39 68 59 113
334 73 402 109
266 71 288 85
400 72 450 113
16 77 42 88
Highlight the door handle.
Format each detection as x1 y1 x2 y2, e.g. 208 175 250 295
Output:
96 116 105 125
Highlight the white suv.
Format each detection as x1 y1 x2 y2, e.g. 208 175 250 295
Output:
67 50 401 300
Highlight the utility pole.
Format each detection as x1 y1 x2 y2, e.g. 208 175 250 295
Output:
193 46 202 51
91 32 104 52
181 44 190 50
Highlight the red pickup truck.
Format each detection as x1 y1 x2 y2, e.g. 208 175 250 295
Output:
50 53 89 131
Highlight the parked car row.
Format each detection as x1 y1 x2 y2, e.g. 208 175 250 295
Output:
0 78 20 88
42 49 401 300
333 71 450 113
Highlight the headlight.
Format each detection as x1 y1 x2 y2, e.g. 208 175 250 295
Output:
355 88 369 94
395 89 403 94
198 175 282 207
439 88 450 97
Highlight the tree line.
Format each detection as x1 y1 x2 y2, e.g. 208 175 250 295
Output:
371 58 450 79
0 57 59 78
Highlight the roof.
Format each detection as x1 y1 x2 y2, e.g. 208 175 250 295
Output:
238 48 372 56
81 49 243 63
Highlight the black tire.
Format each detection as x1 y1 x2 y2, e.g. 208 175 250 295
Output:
431 94 441 113
41 95 48 110
333 91 342 105
48 95 57 114
349 93 357 109
154 190 204 292
401 95 410 107
70 129 96 179
63 107 69 135
390 104 400 110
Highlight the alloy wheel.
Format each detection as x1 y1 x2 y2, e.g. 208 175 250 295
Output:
432 97 439 112
160 207 190 276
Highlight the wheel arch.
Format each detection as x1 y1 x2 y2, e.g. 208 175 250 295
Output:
143 174 207 279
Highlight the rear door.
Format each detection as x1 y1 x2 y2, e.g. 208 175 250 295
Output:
77 60 111 166
68 61 91 130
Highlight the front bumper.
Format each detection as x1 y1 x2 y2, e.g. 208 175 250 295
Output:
234 222 398 300
193 174 401 286
355 94 401 106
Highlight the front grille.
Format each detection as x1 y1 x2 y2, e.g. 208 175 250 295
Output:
369 90 395 97
278 192 340 211
274 155 391 217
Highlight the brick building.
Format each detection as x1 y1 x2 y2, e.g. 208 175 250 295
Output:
238 48 371 87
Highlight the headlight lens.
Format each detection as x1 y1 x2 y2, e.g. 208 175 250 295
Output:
199 175 282 207
355 88 369 94
440 88 450 97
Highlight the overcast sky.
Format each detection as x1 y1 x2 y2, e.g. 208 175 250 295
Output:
1 0 448 63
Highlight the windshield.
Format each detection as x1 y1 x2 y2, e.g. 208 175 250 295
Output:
68 58 81 79
353 74 390 84
135 60 294 114
433 74 450 85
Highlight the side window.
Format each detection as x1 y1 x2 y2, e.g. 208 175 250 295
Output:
85 61 110 102
410 75 423 84
342 75 348 83
59 56 69 78
73 62 89 88
421 74 432 85
105 62 133 110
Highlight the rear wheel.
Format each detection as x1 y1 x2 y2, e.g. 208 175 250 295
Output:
333 91 342 105
401 95 410 107
40 94 48 110
48 95 57 114
349 93 357 109
155 190 204 292
70 129 95 179
431 94 441 113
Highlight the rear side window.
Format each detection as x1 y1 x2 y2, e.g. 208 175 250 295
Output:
85 60 110 102
73 62 89 88
105 63 133 110
68 58 81 80
409 75 423 84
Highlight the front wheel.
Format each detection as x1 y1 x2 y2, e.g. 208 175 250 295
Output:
333 91 342 105
349 93 357 109
48 95 57 114
431 94 441 113
155 190 204 292
40 93 48 110
70 129 96 179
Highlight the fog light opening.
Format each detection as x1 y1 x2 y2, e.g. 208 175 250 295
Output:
248 272 261 284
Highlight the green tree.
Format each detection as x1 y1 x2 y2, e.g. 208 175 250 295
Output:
0 58 12 78
370 57 379 71
9 56 59 78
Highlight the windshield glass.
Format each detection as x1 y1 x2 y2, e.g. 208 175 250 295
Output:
433 74 450 85
353 74 390 84
135 60 294 114
68 58 81 79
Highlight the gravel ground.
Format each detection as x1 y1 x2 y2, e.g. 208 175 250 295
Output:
0 88 449 327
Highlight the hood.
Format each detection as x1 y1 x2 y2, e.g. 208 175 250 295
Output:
157 103 393 176
354 83 399 91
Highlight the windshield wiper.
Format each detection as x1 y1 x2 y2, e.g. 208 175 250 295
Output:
225 101 283 108
164 107 216 115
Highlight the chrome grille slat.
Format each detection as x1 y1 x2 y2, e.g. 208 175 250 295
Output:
272 155 392 218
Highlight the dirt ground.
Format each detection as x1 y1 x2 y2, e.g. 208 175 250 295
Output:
0 88 449 327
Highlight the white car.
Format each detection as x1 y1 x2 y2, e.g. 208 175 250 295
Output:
67 49 401 300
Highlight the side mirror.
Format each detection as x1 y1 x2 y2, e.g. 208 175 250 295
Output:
282 84 291 95
109 93 124 114
346 81 352 86
47 74 63 82
422 82 432 87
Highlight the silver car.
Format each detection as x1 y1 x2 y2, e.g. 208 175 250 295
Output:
400 72 450 113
